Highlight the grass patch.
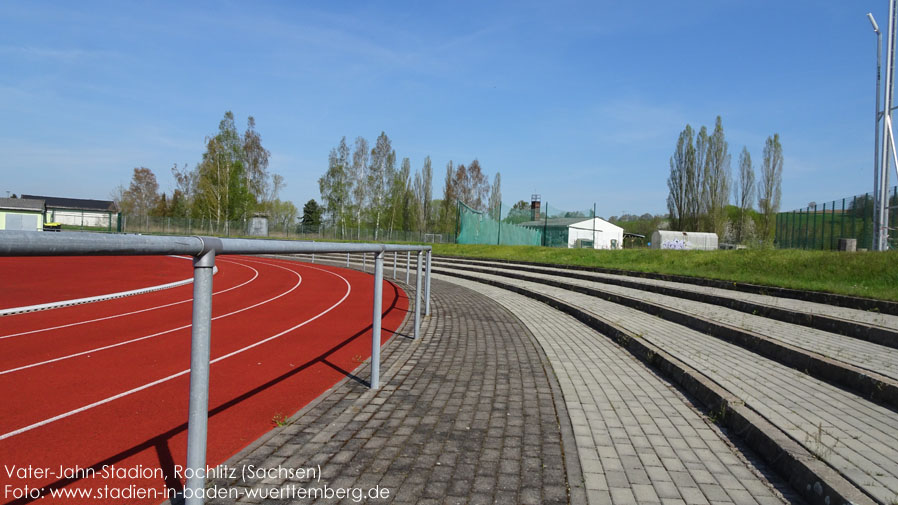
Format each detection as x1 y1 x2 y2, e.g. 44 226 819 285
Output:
429 244 898 302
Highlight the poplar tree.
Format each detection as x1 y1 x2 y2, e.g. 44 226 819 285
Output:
319 137 350 237
367 132 393 239
667 125 694 231
242 116 271 220
439 161 456 233
350 136 369 238
421 156 433 231
735 147 755 243
758 134 783 243
705 116 731 236
690 125 708 232
489 172 502 220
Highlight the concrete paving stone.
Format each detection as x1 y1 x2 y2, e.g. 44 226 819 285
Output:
205 277 572 505
609 486 638 505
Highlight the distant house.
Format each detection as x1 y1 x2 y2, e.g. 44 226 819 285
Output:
0 197 46 231
520 216 625 249
21 195 119 229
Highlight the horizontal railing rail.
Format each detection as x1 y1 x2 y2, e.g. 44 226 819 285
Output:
0 230 432 505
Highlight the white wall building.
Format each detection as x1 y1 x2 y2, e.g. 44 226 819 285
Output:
566 217 624 249
521 216 625 249
651 230 719 250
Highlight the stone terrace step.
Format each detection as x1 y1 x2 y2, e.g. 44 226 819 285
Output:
437 274 798 505
435 266 897 505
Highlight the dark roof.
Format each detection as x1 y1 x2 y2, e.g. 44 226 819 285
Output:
21 195 118 212
0 197 45 212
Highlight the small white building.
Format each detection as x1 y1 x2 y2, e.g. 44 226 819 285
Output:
0 198 46 231
651 230 719 250
521 217 625 249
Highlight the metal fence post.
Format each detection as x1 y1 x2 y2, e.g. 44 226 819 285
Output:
830 201 835 250
184 238 220 505
346 253 350 268
370 250 384 390
393 251 397 279
406 251 410 284
841 198 846 242
363 253 367 273
424 250 432 316
414 251 422 339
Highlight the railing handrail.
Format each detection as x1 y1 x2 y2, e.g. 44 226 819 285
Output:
0 230 431 256
0 229 432 505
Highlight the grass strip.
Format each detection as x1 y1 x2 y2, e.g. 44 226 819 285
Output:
430 244 898 302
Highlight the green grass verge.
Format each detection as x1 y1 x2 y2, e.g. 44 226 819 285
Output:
429 244 898 302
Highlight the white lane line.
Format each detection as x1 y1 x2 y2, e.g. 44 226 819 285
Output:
0 256 198 317
0 259 297 375
0 259 259 341
0 261 352 441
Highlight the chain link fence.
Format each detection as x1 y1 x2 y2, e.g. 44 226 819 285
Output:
115 215 453 243
775 186 897 250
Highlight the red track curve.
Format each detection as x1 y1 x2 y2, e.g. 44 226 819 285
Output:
0 255 409 505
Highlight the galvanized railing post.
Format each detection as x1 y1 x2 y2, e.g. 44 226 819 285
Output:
414 251 422 339
393 251 397 279
363 253 367 273
346 252 350 268
370 250 384 389
425 250 432 316
405 251 410 284
184 238 220 505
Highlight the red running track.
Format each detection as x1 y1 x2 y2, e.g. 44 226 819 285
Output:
0 255 409 505
0 256 192 310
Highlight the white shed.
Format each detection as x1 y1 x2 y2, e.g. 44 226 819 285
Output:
520 216 624 249
567 217 624 249
651 230 718 250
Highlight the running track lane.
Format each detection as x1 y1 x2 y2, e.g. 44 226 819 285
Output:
0 255 409 505
0 256 193 310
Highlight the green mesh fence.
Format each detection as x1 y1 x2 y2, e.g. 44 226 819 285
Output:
775 186 898 250
516 202 596 248
456 201 542 246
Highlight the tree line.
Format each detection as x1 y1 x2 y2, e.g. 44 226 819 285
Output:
318 132 501 239
114 111 299 231
666 116 783 244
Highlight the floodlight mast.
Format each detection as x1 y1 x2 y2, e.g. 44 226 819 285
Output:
870 12 883 249
876 1 898 251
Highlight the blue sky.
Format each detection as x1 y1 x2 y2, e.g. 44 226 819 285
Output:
0 1 890 218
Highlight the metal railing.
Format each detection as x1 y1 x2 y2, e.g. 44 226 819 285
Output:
0 230 432 505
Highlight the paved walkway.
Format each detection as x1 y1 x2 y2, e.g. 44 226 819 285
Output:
207 279 573 505
437 267 898 504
